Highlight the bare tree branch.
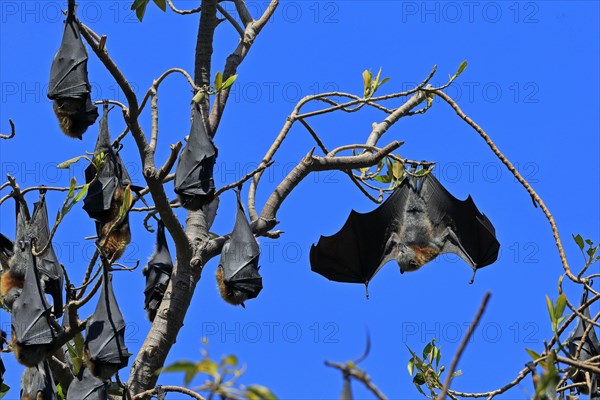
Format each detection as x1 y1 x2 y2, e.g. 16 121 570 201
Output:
439 292 491 400
0 119 16 139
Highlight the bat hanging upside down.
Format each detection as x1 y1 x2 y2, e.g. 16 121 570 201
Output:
310 172 500 292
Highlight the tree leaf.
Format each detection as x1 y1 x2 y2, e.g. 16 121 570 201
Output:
373 175 391 183
222 74 238 90
573 234 585 250
74 184 89 203
0 383 9 400
554 294 567 320
214 71 223 91
57 155 87 169
196 358 219 376
451 370 463 378
407 358 415 376
392 160 404 180
413 372 426 385
152 0 166 12
222 354 238 368
362 70 372 96
456 60 468 76
545 295 555 325
525 348 541 361
131 0 150 21
245 385 278 400
192 90 205 103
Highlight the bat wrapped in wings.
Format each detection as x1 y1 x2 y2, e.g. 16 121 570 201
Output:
174 103 218 211
83 106 137 261
84 268 130 380
216 190 262 307
1 192 64 317
20 360 58 400
66 366 109 400
566 289 600 396
30 191 65 317
142 220 173 322
310 172 499 292
47 0 98 139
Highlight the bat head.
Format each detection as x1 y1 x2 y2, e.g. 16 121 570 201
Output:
216 265 253 307
394 243 421 273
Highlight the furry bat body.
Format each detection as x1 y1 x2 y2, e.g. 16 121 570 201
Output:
216 191 262 307
174 103 217 211
47 2 98 138
310 173 500 291
142 221 173 321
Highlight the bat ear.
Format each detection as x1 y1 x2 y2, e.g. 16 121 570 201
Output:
240 302 246 309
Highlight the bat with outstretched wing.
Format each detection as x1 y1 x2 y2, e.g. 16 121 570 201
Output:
174 103 218 211
142 220 173 322
216 190 262 307
84 268 130 380
66 366 109 400
47 1 98 139
20 359 58 400
310 172 500 293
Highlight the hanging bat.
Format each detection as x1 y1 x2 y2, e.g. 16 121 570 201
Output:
0 330 5 386
142 220 173 322
20 360 58 400
84 267 130 380
1 193 64 317
216 190 262 307
0 233 13 273
83 106 136 261
66 366 109 400
310 172 500 293
47 1 98 139
11 222 60 367
30 191 65 317
566 290 600 395
174 103 218 211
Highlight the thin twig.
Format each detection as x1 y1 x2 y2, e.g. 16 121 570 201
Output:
166 0 202 15
0 119 15 139
216 4 245 38
439 292 491 400
215 160 274 197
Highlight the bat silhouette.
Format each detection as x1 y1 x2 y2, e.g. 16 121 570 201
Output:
174 103 218 211
216 190 262 307
83 106 137 261
9 198 60 367
142 220 173 322
30 191 65 317
566 289 600 396
0 330 5 386
0 233 13 272
66 366 109 400
0 192 64 317
20 360 58 400
47 1 98 139
310 172 499 293
84 267 130 380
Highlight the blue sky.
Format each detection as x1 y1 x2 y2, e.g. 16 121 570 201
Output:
0 1 599 399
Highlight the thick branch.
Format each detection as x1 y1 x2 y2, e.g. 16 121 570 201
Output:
195 0 219 119
208 0 279 134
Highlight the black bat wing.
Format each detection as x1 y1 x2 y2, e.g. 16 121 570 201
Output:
220 191 261 279
0 232 13 272
48 9 91 100
20 360 58 400
310 180 408 284
568 291 600 361
30 191 64 317
174 104 217 207
83 108 120 219
419 174 500 269
66 367 109 400
0 331 5 385
143 221 173 312
11 212 58 346
85 271 129 370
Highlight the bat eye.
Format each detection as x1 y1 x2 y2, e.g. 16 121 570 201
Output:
409 260 417 267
